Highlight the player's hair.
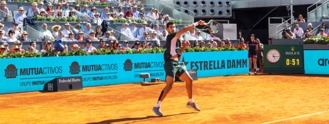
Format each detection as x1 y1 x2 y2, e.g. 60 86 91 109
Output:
166 22 174 29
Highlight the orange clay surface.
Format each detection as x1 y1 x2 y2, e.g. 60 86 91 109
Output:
0 75 329 124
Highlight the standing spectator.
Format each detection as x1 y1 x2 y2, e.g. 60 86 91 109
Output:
293 23 304 38
256 38 264 73
248 34 258 74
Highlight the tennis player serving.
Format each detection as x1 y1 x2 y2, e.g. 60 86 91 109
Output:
153 20 207 116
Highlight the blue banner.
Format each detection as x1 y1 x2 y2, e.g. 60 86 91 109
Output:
0 51 248 94
304 50 329 75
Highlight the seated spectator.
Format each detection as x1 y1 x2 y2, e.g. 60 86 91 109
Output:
92 13 103 26
7 30 17 43
51 25 61 38
137 22 152 40
132 41 142 51
100 7 109 20
61 23 72 38
210 40 218 48
306 23 313 32
19 31 30 42
318 28 328 37
293 23 304 38
111 40 120 50
282 29 295 39
84 40 97 53
124 7 133 18
26 2 40 18
41 41 54 54
296 14 306 23
10 41 25 53
130 22 138 39
83 23 93 36
304 29 314 38
150 31 160 45
14 7 26 26
87 31 99 41
64 32 77 42
95 25 103 38
28 41 39 53
102 31 117 41
71 43 80 52
121 40 131 50
236 38 247 49
0 30 7 42
99 39 107 49
121 23 136 40
76 31 85 42
0 23 4 30
0 1 10 18
224 39 232 48
39 8 47 17
39 23 54 41
0 44 7 55
8 22 21 38
132 6 140 19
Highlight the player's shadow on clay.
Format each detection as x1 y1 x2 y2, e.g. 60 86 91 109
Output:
87 111 197 124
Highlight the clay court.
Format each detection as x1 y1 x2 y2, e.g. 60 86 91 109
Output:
0 75 329 124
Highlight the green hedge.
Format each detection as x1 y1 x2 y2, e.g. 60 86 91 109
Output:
0 47 245 58
304 36 329 44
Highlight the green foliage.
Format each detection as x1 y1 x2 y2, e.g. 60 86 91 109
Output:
0 47 244 58
304 36 329 44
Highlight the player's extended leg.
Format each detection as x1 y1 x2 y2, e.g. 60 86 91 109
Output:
153 75 175 116
179 72 200 111
158 75 175 101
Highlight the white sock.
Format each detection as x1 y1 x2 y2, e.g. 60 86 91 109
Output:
155 101 161 107
188 98 194 103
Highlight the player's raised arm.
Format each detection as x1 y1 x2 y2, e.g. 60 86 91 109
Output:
174 20 208 39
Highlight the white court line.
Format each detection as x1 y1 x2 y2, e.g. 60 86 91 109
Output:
262 110 329 124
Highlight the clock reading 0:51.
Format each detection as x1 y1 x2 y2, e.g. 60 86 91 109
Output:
285 58 300 66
